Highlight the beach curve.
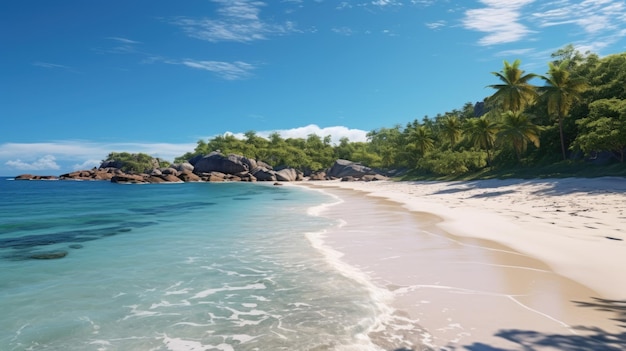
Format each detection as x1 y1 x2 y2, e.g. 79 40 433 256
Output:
295 177 626 349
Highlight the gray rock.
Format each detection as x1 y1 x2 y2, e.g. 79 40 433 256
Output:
275 168 298 182
177 162 194 172
251 167 277 181
193 153 249 175
327 159 377 179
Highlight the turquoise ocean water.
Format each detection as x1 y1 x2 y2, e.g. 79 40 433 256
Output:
0 179 392 351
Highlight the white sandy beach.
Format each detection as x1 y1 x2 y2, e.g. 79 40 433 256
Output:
299 177 626 350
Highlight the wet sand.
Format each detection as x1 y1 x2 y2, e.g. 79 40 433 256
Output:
299 178 626 350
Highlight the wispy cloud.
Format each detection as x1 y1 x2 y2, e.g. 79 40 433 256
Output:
530 0 626 52
532 0 625 33
106 37 141 45
32 62 77 73
332 27 355 36
371 0 403 6
171 0 298 43
425 20 446 30
181 60 256 80
463 0 535 46
5 155 60 171
463 0 626 50
93 36 142 55
33 62 69 69
145 56 257 80
336 2 353 10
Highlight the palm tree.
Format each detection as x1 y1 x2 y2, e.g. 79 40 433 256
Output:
497 111 541 162
538 60 588 160
439 115 463 148
404 125 434 167
466 116 499 164
488 59 538 113
408 125 435 155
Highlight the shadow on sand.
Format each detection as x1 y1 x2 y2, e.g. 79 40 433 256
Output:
456 298 626 351
426 177 626 198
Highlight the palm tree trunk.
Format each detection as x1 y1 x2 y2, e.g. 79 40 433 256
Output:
558 112 567 160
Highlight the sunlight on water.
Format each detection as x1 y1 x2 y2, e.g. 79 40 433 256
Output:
0 180 390 350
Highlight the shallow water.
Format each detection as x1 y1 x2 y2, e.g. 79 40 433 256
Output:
0 180 398 350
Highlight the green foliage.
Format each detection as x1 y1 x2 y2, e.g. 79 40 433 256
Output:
538 60 588 159
158 45 624 180
418 150 487 175
104 152 156 173
496 111 542 162
573 98 626 162
487 59 538 113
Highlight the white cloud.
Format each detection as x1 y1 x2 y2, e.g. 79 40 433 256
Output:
463 0 535 46
226 124 369 145
533 0 625 33
5 155 60 171
0 125 368 174
172 0 298 43
33 62 70 69
332 27 355 36
72 159 102 171
181 60 256 80
106 37 141 44
0 141 196 170
32 62 77 73
528 0 626 54
425 20 446 30
371 0 402 6
144 57 257 80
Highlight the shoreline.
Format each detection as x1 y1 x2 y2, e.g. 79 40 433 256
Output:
296 178 626 349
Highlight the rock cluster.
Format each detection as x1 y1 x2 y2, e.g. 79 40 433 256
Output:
14 155 388 184
309 159 388 182
14 174 59 180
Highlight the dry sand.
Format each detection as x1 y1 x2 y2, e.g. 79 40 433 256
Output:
298 177 626 350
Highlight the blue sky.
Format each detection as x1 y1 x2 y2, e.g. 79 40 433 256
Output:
1 0 625 175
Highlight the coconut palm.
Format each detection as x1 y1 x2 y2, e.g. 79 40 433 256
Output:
538 60 588 160
408 125 435 155
439 115 463 148
466 116 499 164
404 125 434 167
488 59 538 113
497 111 541 162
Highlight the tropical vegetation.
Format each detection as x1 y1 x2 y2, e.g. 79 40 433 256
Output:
109 46 626 179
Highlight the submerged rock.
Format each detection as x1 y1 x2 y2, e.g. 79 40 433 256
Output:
29 251 68 260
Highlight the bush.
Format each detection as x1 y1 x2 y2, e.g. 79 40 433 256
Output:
417 150 487 175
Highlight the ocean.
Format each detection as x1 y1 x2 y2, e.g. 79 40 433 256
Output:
0 179 395 351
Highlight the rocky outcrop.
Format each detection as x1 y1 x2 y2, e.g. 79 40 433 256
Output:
308 171 327 181
324 159 388 181
251 167 277 181
16 152 383 185
111 174 148 184
275 167 302 182
178 170 201 182
193 152 250 175
59 168 118 181
15 174 58 180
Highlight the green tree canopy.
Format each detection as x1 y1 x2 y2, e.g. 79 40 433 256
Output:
573 98 626 162
487 59 538 113
497 111 542 162
538 60 588 159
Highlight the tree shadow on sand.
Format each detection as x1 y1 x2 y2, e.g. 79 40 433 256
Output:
459 298 626 351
